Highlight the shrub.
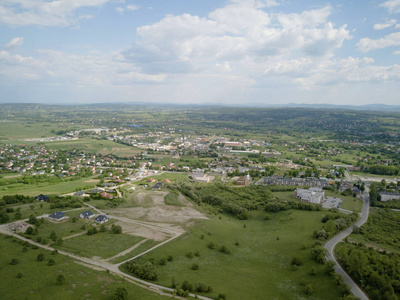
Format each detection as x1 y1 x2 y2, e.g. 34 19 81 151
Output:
309 267 317 275
10 258 20 265
194 251 200 257
220 245 231 254
304 284 314 295
290 256 303 266
48 259 55 266
111 224 122 234
207 242 216 249
186 252 193 259
167 255 174 262
159 258 166 266
16 273 23 278
181 280 193 292
56 274 65 285
37 253 45 262
191 263 199 270
113 285 128 300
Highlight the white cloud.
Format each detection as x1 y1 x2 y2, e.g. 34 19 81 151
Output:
357 32 400 52
124 4 350 76
373 19 397 30
126 4 139 11
394 50 400 54
381 0 400 14
115 4 139 14
3 37 24 49
0 0 109 26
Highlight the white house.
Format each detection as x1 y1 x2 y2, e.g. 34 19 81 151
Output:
95 215 109 224
294 187 325 204
79 210 94 219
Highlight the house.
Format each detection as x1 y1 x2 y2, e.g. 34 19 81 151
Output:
74 190 86 197
150 182 163 190
48 211 67 221
294 187 324 204
101 191 113 199
35 194 49 202
236 174 251 186
95 215 109 224
379 192 400 202
90 188 104 194
79 210 94 219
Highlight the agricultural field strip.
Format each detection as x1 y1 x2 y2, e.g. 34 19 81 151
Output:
0 226 211 300
104 238 149 262
324 191 370 300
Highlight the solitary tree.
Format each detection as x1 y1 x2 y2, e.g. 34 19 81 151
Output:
113 285 128 300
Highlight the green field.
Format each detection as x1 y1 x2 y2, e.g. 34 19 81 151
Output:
43 138 141 157
57 231 145 259
121 210 342 300
0 234 168 299
137 172 190 183
0 176 100 197
0 120 88 140
111 239 160 264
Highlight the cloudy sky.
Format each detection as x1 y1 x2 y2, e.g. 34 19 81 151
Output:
1 0 400 105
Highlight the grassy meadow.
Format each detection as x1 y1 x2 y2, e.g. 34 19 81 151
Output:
121 210 342 300
0 176 100 197
56 231 145 259
0 234 168 300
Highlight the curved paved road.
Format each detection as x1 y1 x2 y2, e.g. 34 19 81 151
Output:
324 190 370 300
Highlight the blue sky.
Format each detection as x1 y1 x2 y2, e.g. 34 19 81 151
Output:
0 0 399 105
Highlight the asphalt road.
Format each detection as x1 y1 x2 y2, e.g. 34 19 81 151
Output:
324 190 370 300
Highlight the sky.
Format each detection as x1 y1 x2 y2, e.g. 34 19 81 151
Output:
0 0 400 106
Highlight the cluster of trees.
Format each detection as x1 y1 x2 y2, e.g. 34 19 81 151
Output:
336 242 400 300
1 194 34 205
126 259 158 281
312 211 358 241
364 165 400 176
357 209 400 249
177 183 274 219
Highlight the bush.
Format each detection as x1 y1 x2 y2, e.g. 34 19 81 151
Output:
167 255 174 262
37 253 45 262
48 259 55 266
159 258 166 266
181 280 193 292
207 242 216 249
56 274 65 285
191 263 199 270
194 251 200 257
16 273 23 278
10 258 20 265
304 284 314 295
290 256 303 266
186 252 193 259
111 224 122 234
220 245 231 254
113 285 128 300
309 267 317 275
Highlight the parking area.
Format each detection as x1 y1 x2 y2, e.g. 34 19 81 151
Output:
321 196 343 209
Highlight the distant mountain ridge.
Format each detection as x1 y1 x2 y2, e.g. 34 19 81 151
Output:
1 102 400 112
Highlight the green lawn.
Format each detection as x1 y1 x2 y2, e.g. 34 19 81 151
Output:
0 176 100 197
111 239 160 264
0 234 168 299
57 232 144 259
34 218 87 240
121 210 342 300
